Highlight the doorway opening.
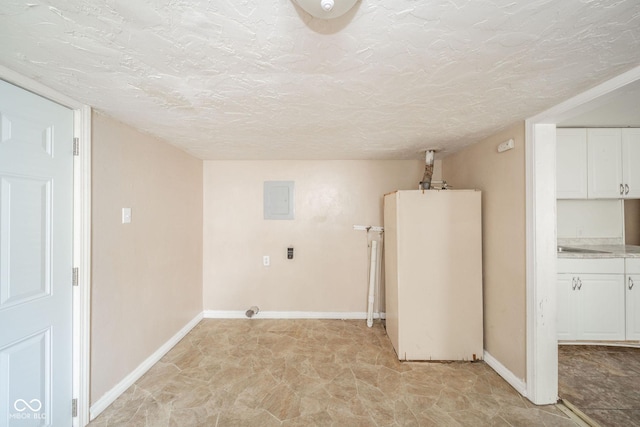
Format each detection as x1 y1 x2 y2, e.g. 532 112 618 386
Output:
525 65 640 406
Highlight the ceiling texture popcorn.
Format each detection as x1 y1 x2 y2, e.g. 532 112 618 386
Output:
1 0 639 160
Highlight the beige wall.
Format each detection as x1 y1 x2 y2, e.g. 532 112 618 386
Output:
625 199 640 245
203 160 427 313
91 112 203 403
442 122 526 380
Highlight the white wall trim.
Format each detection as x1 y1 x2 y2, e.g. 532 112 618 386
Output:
89 312 203 421
524 122 558 405
0 66 92 426
0 65 84 109
524 64 640 405
204 310 385 320
73 105 92 427
484 350 527 397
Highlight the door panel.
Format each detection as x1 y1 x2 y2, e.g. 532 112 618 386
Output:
0 329 52 423
0 79 73 426
556 274 574 340
577 275 625 341
627 274 640 340
0 176 52 308
587 129 622 199
556 129 587 199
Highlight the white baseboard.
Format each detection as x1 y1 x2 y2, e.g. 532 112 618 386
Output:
203 310 386 320
89 312 203 420
484 350 527 397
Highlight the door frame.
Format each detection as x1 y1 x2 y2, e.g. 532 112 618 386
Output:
0 66 92 426
525 64 640 404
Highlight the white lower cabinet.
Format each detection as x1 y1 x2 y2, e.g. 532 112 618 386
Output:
627 274 640 340
557 274 574 340
626 259 640 340
557 273 625 340
557 258 626 341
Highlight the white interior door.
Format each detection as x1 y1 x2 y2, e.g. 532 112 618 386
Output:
0 79 74 426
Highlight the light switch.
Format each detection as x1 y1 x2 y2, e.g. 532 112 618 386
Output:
122 207 132 224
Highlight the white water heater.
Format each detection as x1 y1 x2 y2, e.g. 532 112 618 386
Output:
384 190 483 361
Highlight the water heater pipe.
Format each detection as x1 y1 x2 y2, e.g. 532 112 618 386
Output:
366 240 378 327
426 150 435 165
420 150 436 190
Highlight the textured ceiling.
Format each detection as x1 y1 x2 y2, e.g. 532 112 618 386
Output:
1 0 640 160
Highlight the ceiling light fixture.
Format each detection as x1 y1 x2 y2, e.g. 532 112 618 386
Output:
293 0 359 19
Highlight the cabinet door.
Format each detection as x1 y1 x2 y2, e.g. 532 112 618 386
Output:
622 129 640 198
576 274 625 340
557 274 576 340
556 129 588 199
588 129 623 199
626 274 640 340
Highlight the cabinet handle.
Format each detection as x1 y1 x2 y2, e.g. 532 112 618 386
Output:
625 184 630 195
620 184 625 195
577 278 582 290
630 277 635 290
571 277 577 290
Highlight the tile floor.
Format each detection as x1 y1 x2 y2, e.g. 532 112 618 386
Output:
89 319 577 426
558 344 640 426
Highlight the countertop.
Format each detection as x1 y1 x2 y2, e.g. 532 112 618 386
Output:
557 244 640 259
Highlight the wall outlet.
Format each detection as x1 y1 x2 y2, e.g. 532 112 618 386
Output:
263 255 270 266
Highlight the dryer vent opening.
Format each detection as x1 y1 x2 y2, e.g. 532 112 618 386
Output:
245 306 260 318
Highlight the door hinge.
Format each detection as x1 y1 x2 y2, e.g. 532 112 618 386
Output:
73 137 80 156
72 267 79 287
72 398 78 417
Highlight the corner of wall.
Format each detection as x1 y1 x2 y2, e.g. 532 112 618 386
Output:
440 122 527 381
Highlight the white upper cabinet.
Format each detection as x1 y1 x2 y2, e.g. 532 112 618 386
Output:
588 129 623 198
622 128 640 198
557 129 588 199
557 128 640 199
